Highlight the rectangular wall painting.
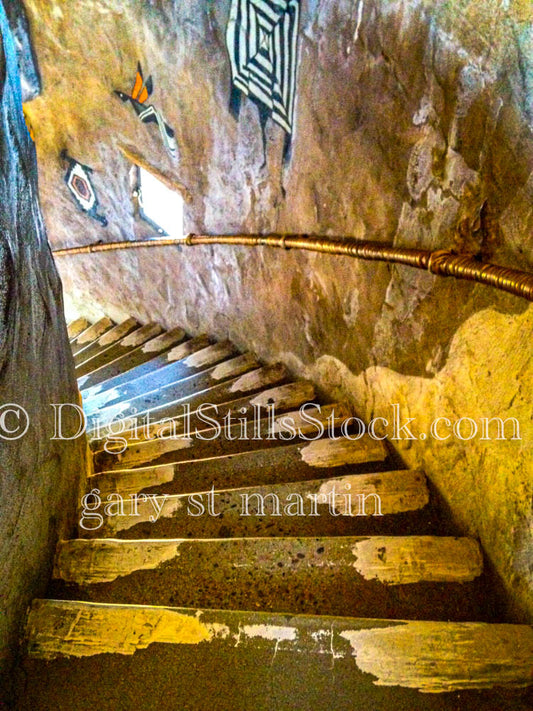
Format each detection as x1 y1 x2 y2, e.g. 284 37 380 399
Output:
226 0 301 164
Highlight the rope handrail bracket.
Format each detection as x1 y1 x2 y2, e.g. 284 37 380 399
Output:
52 233 533 302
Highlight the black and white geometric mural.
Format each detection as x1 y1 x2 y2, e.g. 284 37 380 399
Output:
61 150 108 226
115 63 178 159
226 0 301 161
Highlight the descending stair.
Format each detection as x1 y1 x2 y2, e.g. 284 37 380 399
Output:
67 317 91 340
16 317 533 710
69 316 114 356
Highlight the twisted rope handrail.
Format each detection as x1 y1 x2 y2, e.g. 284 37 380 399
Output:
51 234 533 302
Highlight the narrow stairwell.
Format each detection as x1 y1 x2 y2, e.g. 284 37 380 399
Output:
15 317 533 710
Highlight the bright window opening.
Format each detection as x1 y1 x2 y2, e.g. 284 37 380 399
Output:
138 167 184 239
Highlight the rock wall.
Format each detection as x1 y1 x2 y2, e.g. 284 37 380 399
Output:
0 2 86 700
22 0 533 621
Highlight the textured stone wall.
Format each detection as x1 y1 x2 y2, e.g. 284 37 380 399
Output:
4 0 40 101
23 0 533 621
0 1 86 699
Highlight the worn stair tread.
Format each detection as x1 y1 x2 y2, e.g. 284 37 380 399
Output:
87 363 293 439
83 339 238 413
89 434 389 496
89 380 317 448
91 402 349 458
81 334 212 402
67 317 91 341
86 347 254 428
23 600 533 699
71 317 115 356
56 535 483 586
50 535 485 621
75 322 161 377
86 351 263 426
91 402 351 472
73 317 136 363
76 325 184 391
74 318 140 368
80 469 431 539
94 406 350 472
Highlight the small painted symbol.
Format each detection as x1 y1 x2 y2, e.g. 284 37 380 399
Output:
61 150 108 226
115 63 177 159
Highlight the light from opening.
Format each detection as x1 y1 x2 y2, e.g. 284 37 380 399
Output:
139 167 184 239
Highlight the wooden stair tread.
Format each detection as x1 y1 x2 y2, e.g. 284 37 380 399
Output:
81 334 211 402
50 535 485 621
91 401 350 471
74 318 139 368
23 600 533 698
88 434 389 495
77 326 185 390
80 469 431 539
86 364 293 439
67 317 91 341
75 322 160 377
89 403 350 471
86 351 263 426
71 316 114 356
84 341 246 418
88 380 317 447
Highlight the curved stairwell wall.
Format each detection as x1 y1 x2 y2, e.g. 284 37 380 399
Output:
21 0 533 623
0 1 87 701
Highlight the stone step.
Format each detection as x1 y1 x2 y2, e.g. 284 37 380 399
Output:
87 363 293 438
75 322 161 377
87 351 263 427
88 434 389 497
83 338 236 413
89 380 317 449
91 402 351 472
77 327 186 391
93 423 387 475
67 317 91 341
70 316 114 356
73 318 139 368
91 400 345 454
80 469 432 540
50 536 486 621
19 600 533 710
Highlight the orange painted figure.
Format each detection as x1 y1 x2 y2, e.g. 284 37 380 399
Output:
115 63 177 159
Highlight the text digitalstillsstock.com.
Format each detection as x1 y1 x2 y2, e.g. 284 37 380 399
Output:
0 402 520 448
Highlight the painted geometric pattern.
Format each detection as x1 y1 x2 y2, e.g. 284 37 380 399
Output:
62 151 108 226
68 165 95 210
226 0 301 134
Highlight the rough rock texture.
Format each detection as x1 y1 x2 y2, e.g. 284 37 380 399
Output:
22 0 533 621
0 2 85 700
296 305 533 623
5 0 40 101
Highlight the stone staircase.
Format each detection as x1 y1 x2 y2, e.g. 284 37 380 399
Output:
15 317 533 709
